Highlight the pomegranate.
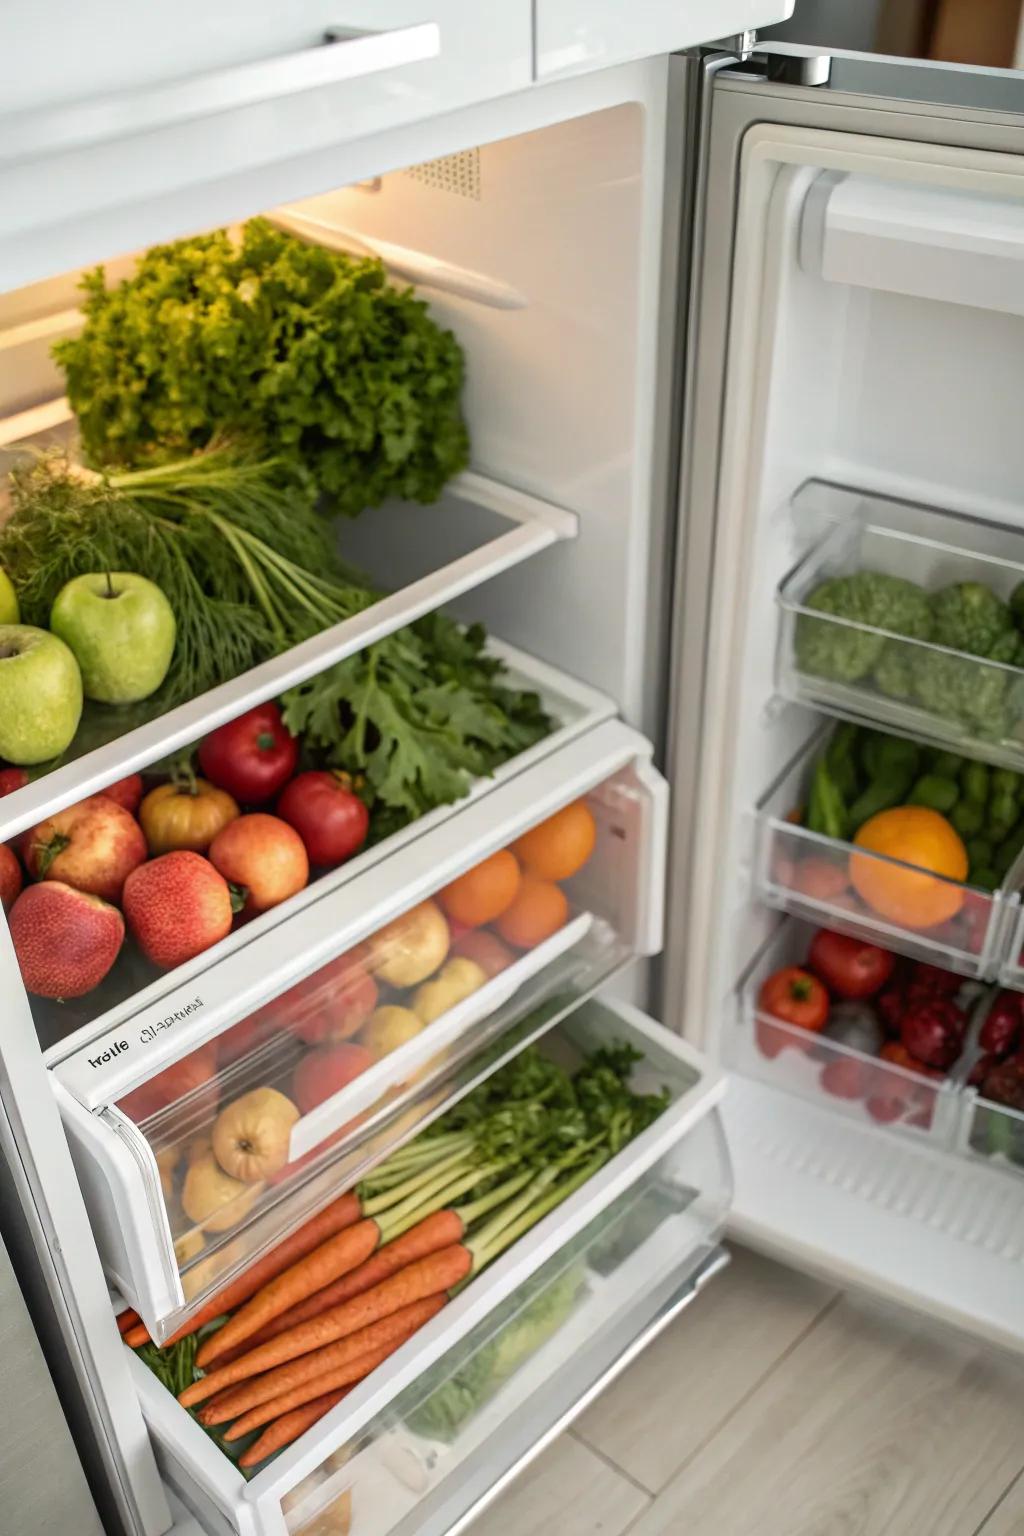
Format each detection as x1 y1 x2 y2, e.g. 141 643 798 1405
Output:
9 881 124 997
899 998 965 1070
123 852 234 970
979 992 1022 1059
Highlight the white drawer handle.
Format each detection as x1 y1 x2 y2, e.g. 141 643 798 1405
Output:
0 23 441 165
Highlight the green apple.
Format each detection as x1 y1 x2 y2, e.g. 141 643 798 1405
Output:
0 569 19 626
0 625 83 764
50 572 176 705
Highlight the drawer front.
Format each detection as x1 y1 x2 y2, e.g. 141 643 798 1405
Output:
0 1 531 290
59 722 667 1338
128 997 729 1536
535 0 792 80
4 2 530 141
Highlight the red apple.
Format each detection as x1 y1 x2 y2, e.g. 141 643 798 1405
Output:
0 768 28 797
118 1043 218 1124
291 1042 375 1114
99 774 144 815
215 1008 282 1069
285 947 378 1045
208 814 309 918
451 929 515 979
0 845 22 912
25 795 147 903
9 881 124 997
123 852 233 970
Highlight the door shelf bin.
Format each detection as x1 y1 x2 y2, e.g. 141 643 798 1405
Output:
54 722 667 1338
753 729 1017 979
776 483 1024 774
32 643 614 1059
731 918 969 1150
129 998 727 1536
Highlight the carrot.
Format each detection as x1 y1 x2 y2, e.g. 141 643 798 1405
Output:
163 1191 361 1348
117 1309 142 1336
199 1294 446 1425
238 1389 348 1470
179 1245 472 1407
225 1299 440 1442
125 1323 152 1348
196 1218 379 1367
216 1210 463 1362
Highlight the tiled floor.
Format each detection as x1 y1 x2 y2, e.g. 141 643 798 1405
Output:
472 1247 1024 1536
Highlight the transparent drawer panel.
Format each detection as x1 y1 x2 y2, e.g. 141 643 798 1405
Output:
284 1126 729 1536
730 918 971 1148
952 991 1024 1185
25 643 613 1058
56 724 667 1338
753 729 1016 978
129 999 726 1536
777 482 1024 772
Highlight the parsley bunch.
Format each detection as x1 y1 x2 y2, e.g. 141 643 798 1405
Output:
55 219 469 516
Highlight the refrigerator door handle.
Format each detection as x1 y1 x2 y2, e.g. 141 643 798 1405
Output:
0 22 442 164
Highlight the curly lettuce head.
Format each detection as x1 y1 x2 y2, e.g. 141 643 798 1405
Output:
795 571 932 684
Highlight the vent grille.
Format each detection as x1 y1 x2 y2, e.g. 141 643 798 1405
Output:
406 148 481 200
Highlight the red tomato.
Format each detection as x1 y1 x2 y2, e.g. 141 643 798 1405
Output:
807 929 895 1000
757 967 828 1032
0 768 28 797
198 703 299 804
277 771 369 868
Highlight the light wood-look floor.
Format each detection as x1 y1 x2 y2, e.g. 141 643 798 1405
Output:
472 1247 1024 1536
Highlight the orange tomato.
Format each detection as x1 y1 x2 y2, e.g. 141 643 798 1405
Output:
439 850 521 928
849 808 967 930
513 801 597 881
496 876 569 949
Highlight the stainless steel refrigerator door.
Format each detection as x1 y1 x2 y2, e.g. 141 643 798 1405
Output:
661 42 1024 1040
0 1226 104 1535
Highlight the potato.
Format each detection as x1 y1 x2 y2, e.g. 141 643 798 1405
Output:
412 957 489 1024
371 900 449 988
360 1006 424 1061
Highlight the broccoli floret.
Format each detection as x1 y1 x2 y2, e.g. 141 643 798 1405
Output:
911 649 1011 738
873 641 915 700
795 571 932 684
930 582 1016 658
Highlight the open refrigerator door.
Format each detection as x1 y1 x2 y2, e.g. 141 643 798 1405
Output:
666 45 1024 1352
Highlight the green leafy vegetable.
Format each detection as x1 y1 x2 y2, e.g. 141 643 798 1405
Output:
55 220 470 516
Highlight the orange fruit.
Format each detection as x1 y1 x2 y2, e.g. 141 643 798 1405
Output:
513 801 597 881
439 850 521 928
496 876 569 949
849 808 967 930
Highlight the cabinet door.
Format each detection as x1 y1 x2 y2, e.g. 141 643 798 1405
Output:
534 0 793 80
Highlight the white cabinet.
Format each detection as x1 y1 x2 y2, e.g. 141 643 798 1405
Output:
535 0 795 80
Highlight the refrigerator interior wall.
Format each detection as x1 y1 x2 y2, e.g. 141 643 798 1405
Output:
678 106 1024 1340
1 97 665 733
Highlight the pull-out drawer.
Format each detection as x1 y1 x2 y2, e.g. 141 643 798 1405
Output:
55 721 667 1338
127 998 729 1536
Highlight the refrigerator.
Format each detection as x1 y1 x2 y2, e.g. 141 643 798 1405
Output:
3 13 1024 1535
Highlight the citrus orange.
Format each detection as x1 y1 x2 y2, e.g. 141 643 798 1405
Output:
496 876 569 949
513 800 597 881
849 807 967 930
439 850 521 928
